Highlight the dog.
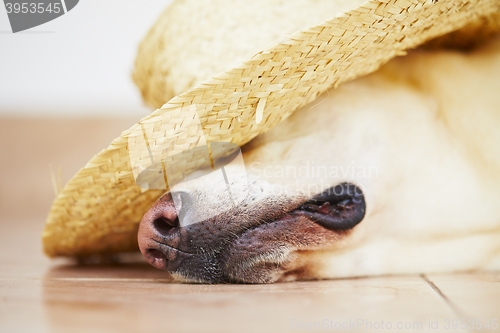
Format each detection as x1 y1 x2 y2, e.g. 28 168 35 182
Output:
137 37 500 283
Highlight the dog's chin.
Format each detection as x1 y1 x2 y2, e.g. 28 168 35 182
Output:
170 255 296 284
168 245 299 284
224 248 300 284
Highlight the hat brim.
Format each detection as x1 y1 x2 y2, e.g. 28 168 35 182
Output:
43 0 500 257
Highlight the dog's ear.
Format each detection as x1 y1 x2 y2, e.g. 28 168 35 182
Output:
294 183 366 231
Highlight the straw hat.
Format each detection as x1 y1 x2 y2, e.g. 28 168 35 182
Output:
43 0 500 257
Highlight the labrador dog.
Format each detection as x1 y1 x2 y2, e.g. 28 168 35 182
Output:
137 38 500 283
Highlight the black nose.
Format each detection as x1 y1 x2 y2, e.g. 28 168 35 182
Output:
138 193 181 270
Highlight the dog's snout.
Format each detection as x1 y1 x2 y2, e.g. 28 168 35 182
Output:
138 193 181 270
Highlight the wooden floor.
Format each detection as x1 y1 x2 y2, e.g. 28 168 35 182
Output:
1 118 499 333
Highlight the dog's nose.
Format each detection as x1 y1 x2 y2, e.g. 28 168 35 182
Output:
137 193 180 270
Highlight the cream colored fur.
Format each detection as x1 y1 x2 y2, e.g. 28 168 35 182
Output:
239 38 500 280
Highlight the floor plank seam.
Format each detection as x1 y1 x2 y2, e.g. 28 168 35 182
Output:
421 274 471 320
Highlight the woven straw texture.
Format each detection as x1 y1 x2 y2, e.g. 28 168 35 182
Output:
43 0 500 257
133 0 367 109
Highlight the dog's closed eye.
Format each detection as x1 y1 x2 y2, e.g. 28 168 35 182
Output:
292 183 366 231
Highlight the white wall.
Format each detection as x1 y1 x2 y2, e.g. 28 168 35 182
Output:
0 0 172 117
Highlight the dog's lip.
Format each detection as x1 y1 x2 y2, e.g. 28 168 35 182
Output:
152 239 194 256
144 239 195 271
290 209 333 223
